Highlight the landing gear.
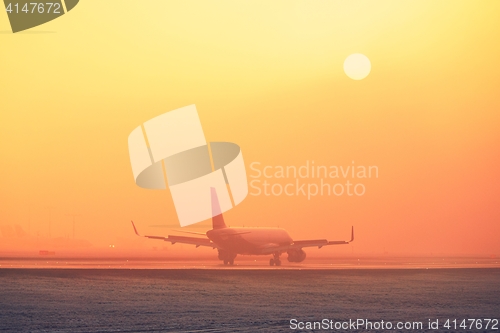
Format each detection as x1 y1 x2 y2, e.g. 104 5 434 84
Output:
269 253 282 266
218 249 236 266
269 258 281 266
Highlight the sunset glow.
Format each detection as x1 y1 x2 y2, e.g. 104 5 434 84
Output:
1 0 499 259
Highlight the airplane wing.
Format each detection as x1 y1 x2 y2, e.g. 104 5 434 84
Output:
259 226 354 254
131 221 218 249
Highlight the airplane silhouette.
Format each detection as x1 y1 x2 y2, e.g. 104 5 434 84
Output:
132 187 354 266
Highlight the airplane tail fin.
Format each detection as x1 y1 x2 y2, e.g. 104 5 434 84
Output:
211 187 227 230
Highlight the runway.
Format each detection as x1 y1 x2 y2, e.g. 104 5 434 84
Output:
0 256 498 269
1 267 499 332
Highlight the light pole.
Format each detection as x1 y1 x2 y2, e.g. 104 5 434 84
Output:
67 214 81 239
46 206 55 239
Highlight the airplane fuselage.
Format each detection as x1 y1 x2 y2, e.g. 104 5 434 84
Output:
206 227 293 255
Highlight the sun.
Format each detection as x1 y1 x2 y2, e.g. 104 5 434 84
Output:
343 54 371 80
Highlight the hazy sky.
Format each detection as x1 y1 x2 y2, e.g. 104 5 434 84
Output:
1 1 499 256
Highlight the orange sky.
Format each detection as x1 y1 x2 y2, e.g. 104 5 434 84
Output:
0 1 499 257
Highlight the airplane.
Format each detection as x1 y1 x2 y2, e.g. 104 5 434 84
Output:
131 187 354 266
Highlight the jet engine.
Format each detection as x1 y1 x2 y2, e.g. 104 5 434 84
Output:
287 248 306 262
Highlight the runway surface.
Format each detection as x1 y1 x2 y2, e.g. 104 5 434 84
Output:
0 267 499 332
0 256 498 269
